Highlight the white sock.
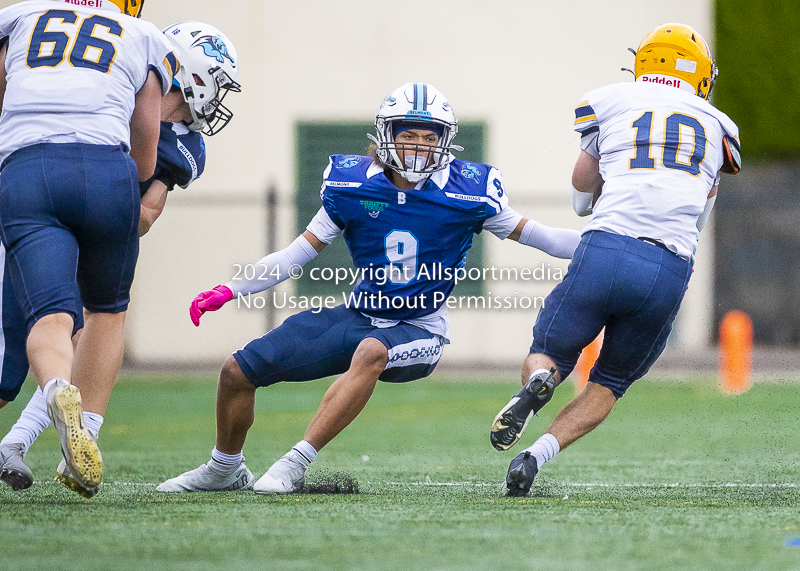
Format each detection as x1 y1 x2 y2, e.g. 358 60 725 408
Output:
42 377 67 400
523 433 561 469
0 387 51 451
291 440 317 467
209 447 243 475
82 412 104 440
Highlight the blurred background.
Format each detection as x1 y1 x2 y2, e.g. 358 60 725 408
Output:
0 0 795 370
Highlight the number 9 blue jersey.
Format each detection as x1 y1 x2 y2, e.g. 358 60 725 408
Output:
317 154 511 320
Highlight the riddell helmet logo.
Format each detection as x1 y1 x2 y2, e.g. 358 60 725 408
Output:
638 74 696 95
62 0 105 7
641 75 683 88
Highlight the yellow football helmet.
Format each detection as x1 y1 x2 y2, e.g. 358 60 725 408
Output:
57 0 145 18
634 23 717 99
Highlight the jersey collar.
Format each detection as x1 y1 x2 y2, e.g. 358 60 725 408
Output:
427 164 450 189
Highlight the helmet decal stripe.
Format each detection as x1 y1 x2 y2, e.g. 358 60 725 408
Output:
422 83 428 111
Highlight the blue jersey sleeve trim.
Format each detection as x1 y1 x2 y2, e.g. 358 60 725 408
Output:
580 125 599 137
575 104 596 119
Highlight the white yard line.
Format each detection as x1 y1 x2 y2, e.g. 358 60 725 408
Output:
379 481 798 488
33 481 798 488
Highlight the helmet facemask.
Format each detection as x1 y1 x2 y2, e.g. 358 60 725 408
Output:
122 0 145 17
178 66 241 136
57 0 145 17
369 117 459 183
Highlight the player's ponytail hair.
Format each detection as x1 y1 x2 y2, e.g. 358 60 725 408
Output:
367 142 387 169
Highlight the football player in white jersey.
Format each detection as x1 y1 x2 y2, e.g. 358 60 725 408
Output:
0 18 240 497
490 23 741 496
0 0 175 495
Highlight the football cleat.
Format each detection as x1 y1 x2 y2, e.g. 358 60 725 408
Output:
491 368 557 451
56 459 98 499
156 462 254 492
253 450 307 494
504 451 538 497
0 443 34 491
46 380 103 492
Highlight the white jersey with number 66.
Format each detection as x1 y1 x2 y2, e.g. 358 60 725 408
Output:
0 0 176 163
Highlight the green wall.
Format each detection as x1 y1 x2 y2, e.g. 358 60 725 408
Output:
715 0 800 160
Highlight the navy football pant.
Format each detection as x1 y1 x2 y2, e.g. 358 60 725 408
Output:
531 230 692 398
0 245 84 402
234 304 445 388
0 143 140 331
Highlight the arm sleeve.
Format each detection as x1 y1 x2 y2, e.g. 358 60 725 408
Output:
518 219 581 259
696 195 716 231
483 206 524 240
572 186 594 216
225 235 320 296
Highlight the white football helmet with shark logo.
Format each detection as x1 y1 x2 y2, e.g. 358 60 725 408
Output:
162 21 241 135
368 83 461 183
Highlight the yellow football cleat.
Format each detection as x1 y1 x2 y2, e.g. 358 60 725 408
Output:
46 380 103 494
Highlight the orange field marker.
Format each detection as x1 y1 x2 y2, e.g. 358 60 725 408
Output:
719 310 753 394
574 331 603 394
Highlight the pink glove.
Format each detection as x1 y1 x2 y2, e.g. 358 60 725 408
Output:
190 285 234 326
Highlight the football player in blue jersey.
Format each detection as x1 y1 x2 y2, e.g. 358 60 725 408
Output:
489 24 741 496
0 20 239 497
157 82 583 494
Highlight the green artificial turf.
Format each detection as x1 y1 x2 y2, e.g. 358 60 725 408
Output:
1 372 799 571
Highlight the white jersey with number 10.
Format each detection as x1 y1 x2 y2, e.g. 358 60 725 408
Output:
574 81 739 261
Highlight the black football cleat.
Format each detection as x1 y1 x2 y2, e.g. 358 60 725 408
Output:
505 451 538 497
491 368 557 451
